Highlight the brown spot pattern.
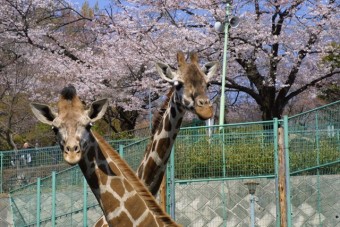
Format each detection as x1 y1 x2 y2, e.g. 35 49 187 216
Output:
110 178 125 197
101 191 120 213
157 138 171 159
139 213 158 227
87 171 99 190
175 117 183 129
125 194 147 220
144 158 157 186
156 119 163 135
164 115 172 132
111 212 133 227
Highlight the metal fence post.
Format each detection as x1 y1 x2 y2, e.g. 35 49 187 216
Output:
273 118 280 227
52 171 56 227
221 127 227 227
167 147 175 219
315 111 322 226
36 178 41 227
83 177 88 227
119 145 124 158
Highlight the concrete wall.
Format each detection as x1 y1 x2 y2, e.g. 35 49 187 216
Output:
2 175 340 226
0 194 13 227
174 175 340 227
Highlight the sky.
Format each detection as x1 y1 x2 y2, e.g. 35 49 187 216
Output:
70 0 111 9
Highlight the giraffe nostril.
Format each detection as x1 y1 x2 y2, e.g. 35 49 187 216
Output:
74 146 80 153
197 99 211 106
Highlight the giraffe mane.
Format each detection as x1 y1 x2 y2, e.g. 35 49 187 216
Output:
151 87 175 135
91 131 179 226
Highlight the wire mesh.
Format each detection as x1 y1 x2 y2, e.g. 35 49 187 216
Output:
121 138 150 171
3 100 340 227
0 138 144 193
10 166 102 227
0 146 66 193
174 121 276 180
288 100 340 174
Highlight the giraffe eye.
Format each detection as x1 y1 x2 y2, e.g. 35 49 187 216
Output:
174 81 183 90
52 126 59 135
86 122 93 131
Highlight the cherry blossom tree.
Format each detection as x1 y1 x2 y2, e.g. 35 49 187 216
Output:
86 0 340 121
1 0 339 141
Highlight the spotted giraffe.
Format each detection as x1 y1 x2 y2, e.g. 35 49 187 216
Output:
95 51 218 226
137 51 218 194
30 85 180 227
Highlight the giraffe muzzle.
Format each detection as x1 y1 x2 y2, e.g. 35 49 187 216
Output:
195 98 213 120
63 144 82 165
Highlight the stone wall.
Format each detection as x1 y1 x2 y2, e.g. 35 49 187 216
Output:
0 194 13 227
2 175 340 226
174 175 340 227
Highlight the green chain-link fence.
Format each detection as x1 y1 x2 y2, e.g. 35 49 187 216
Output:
3 100 340 226
0 138 144 193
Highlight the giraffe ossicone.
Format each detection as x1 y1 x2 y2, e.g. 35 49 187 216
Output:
30 85 180 227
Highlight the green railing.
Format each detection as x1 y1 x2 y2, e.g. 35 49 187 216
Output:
0 138 142 193
5 100 340 226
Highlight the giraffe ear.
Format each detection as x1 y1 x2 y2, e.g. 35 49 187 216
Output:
30 103 57 125
202 61 219 81
155 62 177 83
87 99 108 122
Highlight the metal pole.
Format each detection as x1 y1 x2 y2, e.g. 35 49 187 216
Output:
52 172 56 227
250 194 255 227
83 177 88 227
167 147 175 219
119 145 124 158
273 118 281 227
36 178 41 227
218 2 230 127
315 113 322 226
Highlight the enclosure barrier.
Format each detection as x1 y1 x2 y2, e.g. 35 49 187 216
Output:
5 100 340 226
0 138 142 193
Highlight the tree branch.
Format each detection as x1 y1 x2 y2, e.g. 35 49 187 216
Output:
285 70 340 102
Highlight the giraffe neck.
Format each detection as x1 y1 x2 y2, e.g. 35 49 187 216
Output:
78 131 178 227
137 92 185 195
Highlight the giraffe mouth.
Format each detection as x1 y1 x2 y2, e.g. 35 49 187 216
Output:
195 105 213 120
63 150 82 165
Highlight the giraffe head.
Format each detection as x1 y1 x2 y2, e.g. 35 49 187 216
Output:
30 85 108 165
155 51 218 120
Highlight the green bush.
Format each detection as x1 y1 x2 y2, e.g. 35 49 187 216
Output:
174 135 339 180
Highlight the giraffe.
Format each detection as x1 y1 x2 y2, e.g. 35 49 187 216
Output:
30 85 180 227
94 51 219 226
137 51 218 195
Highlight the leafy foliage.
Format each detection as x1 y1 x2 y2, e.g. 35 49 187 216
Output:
174 135 339 179
0 0 339 148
